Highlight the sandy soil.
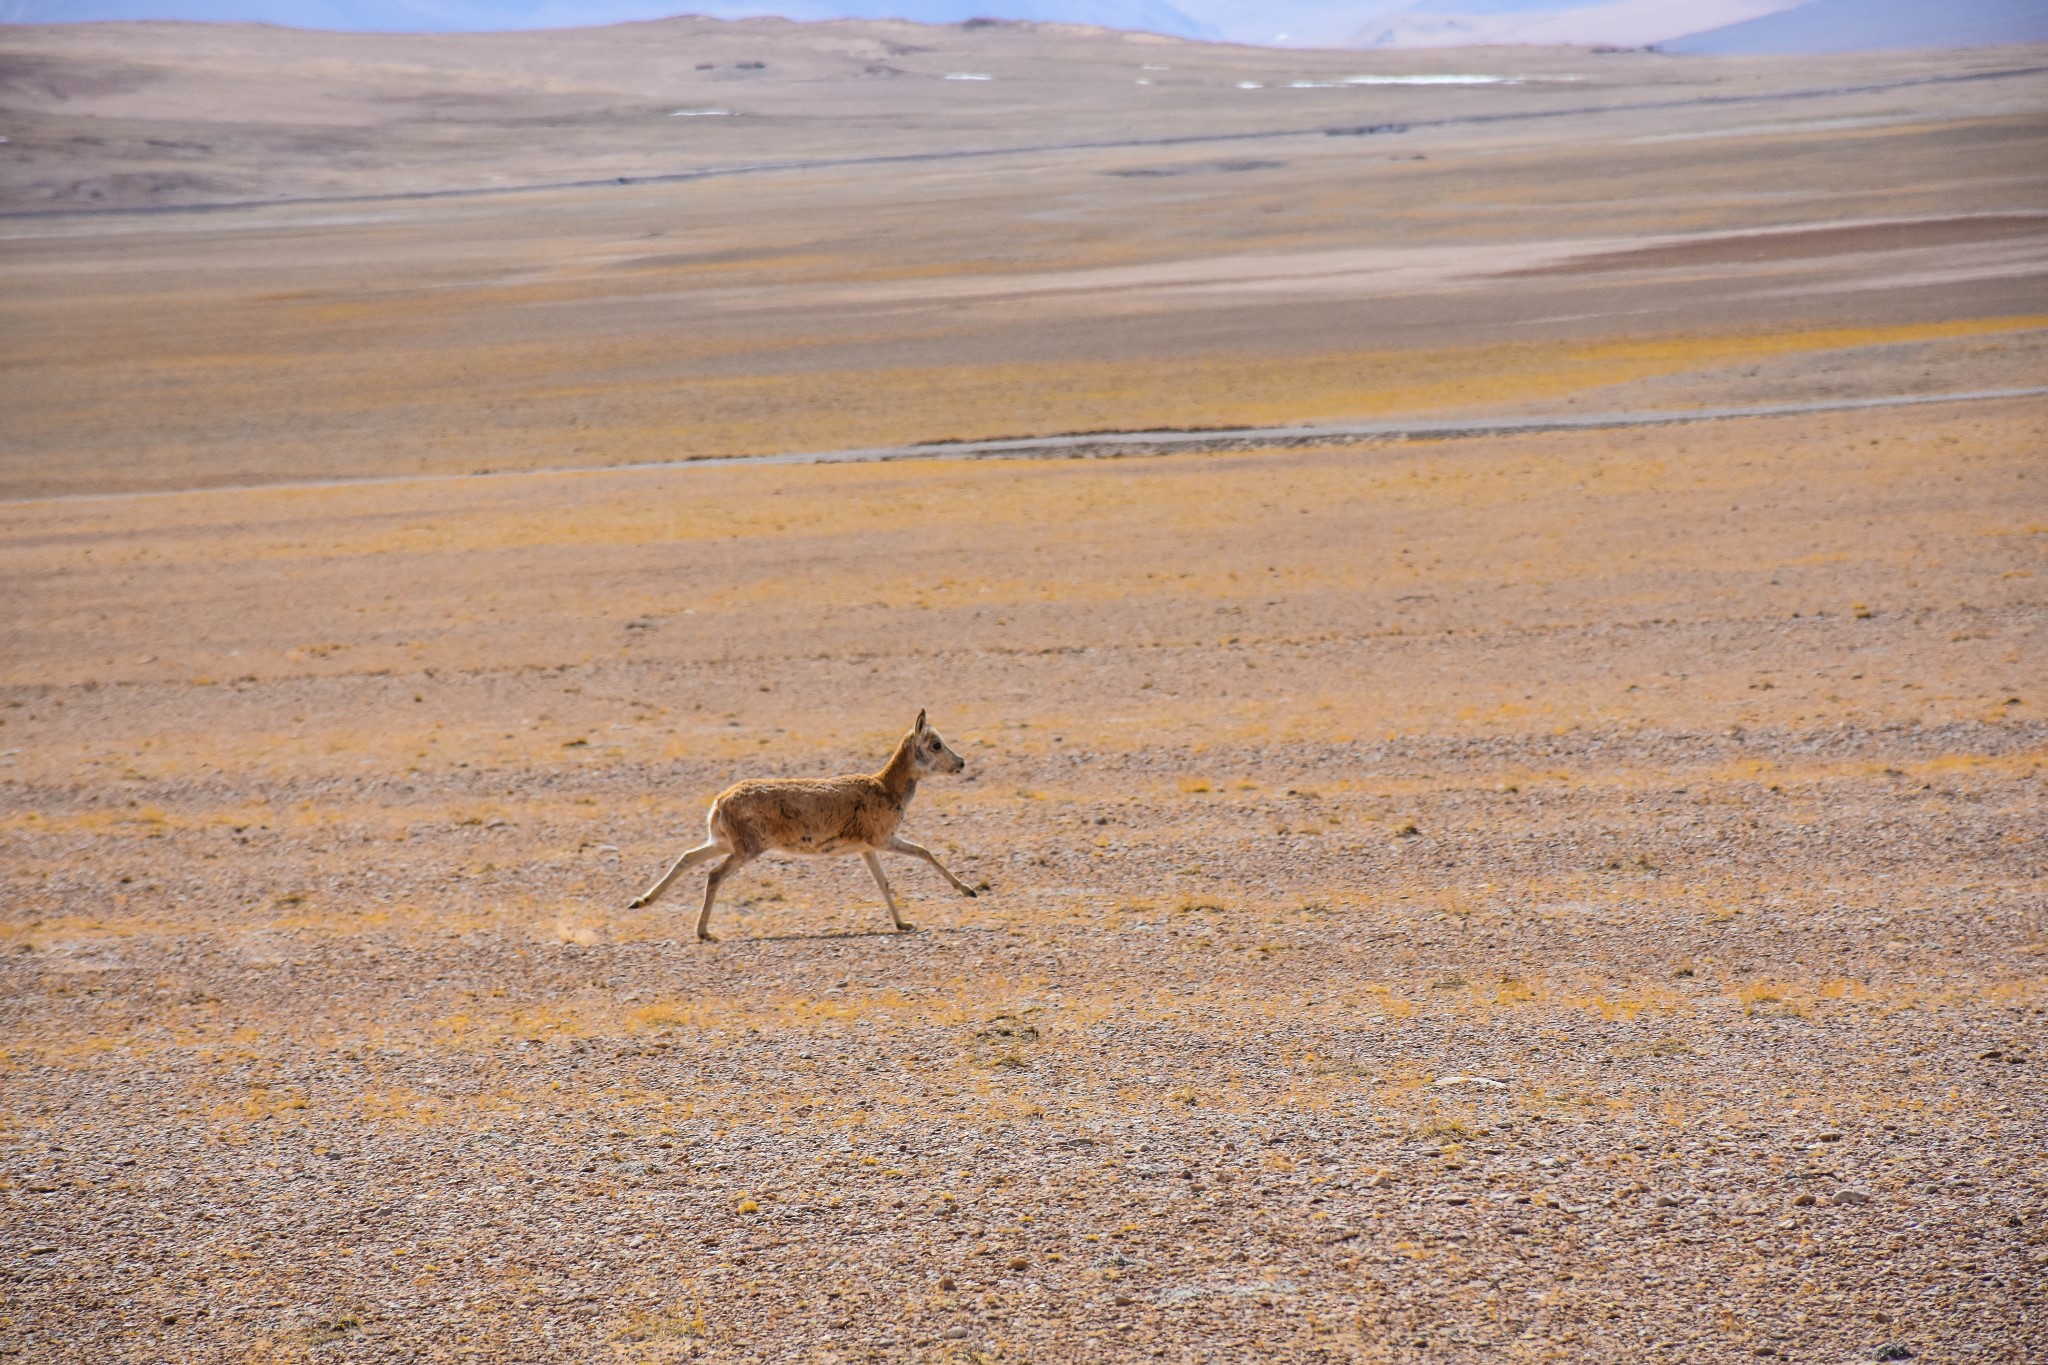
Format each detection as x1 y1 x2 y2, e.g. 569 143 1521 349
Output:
2 17 2046 1365
5 26 2047 498
2 21 2039 213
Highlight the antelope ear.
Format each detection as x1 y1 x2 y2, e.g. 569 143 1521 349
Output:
915 709 928 733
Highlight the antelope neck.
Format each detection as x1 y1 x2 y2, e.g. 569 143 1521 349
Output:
877 737 920 804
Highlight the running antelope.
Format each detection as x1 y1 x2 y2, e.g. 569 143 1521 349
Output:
628 710 979 940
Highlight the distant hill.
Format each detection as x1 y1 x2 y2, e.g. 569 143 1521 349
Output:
1347 0 1800 51
10 0 2046 49
0 0 1221 41
1664 0 2048 54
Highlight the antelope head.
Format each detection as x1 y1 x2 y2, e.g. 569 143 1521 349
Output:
909 709 966 775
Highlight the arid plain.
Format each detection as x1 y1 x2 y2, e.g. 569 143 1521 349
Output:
2 17 2046 1365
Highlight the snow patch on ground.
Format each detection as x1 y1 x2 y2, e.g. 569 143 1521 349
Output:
1342 74 1584 85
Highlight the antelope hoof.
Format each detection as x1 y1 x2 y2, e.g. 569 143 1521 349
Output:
895 921 917 933
960 887 978 899
697 931 719 943
628 896 648 909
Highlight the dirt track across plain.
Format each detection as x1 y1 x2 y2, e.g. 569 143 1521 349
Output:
4 60 2041 220
9 381 2046 506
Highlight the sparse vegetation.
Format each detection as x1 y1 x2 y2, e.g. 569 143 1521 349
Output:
2 23 2042 1365
299 1317 361 1346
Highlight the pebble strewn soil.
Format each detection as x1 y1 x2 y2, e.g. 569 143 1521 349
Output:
4 389 2044 1363
3 720 2044 1365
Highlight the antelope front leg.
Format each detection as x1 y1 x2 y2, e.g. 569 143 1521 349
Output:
887 835 978 898
629 840 723 909
861 850 914 932
696 851 748 942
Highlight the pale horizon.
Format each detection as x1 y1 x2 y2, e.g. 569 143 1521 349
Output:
8 0 2045 52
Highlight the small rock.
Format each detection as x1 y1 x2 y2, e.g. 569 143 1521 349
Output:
1833 1189 1872 1206
1791 1192 1816 1207
942 1326 970 1340
1431 1075 1508 1089
1872 1346 1914 1362
1008 1257 1030 1271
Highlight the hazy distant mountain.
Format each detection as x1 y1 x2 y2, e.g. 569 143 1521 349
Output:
1347 0 1800 50
0 0 1221 39
1663 0 2048 54
9 0 2045 50
0 0 1788 46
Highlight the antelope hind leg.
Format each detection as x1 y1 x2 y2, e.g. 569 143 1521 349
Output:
862 850 914 932
629 840 724 909
887 835 978 898
696 850 749 942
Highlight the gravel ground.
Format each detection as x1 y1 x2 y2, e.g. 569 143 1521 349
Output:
4 390 2044 1362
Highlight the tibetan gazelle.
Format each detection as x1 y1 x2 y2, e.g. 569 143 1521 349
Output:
628 710 979 940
